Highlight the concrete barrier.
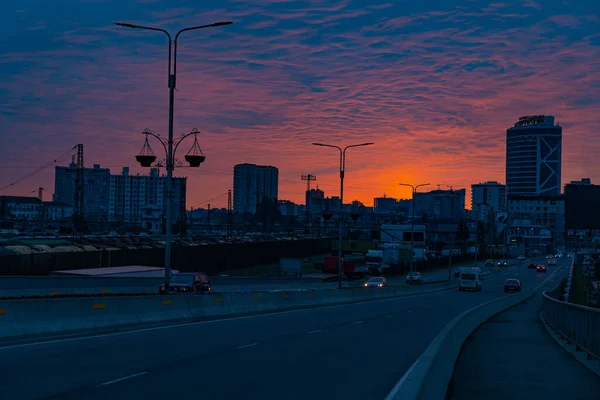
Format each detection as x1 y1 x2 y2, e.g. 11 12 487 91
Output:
0 272 493 341
385 265 563 400
0 262 525 342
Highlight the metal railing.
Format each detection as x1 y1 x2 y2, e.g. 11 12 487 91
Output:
542 290 600 360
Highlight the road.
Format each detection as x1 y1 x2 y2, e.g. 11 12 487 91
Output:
449 267 600 399
0 259 505 297
0 258 556 400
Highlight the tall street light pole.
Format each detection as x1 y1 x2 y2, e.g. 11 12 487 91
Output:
115 21 233 291
399 182 430 282
313 142 374 288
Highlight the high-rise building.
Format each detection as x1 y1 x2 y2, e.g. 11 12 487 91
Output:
414 189 466 220
54 163 111 221
374 195 397 214
505 115 562 196
564 178 600 231
108 167 186 223
306 188 325 215
471 181 506 221
233 163 279 214
54 164 186 225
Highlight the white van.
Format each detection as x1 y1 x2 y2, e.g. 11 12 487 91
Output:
459 267 483 292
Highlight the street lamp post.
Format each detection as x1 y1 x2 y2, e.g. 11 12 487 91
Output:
115 21 233 291
399 182 430 282
313 142 374 288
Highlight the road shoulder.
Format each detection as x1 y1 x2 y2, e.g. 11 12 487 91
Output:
447 292 600 400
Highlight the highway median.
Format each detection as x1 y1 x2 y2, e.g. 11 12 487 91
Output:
0 263 522 342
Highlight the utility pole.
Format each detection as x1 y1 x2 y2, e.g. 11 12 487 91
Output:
207 204 211 233
227 189 233 238
73 144 84 240
301 174 316 232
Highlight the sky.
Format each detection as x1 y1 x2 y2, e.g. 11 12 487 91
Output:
0 0 598 209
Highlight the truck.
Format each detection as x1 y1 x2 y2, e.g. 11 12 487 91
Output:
365 250 385 273
323 256 368 279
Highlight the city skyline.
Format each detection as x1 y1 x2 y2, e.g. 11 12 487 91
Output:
1 0 599 209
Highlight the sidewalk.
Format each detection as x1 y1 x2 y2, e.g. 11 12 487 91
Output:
448 292 600 399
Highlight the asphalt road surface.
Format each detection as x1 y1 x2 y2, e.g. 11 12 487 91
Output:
449 267 600 399
0 258 562 400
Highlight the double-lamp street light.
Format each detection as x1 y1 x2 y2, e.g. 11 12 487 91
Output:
399 182 430 281
313 142 374 288
115 21 233 291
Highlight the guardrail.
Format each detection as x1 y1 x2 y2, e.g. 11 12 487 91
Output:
385 264 563 400
542 291 600 360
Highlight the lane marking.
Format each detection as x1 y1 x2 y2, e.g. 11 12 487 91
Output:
0 267 529 351
237 343 258 349
98 372 148 386
407 309 415 313
308 329 322 334
352 320 363 324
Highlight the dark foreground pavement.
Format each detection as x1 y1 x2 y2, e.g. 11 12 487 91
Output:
449 276 600 400
0 259 555 400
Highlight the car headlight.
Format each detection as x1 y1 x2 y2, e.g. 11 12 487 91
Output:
378 284 382 287
364 283 368 287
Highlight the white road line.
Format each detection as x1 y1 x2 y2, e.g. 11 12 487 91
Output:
407 309 415 313
98 372 148 387
308 329 322 334
352 320 363 324
237 343 258 349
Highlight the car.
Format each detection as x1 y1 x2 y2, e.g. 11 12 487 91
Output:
504 279 521 293
518 255 526 261
528 263 537 269
459 267 483 292
406 272 422 285
537 265 547 273
365 276 388 287
485 259 494 267
159 272 211 294
497 260 508 268
548 258 557 266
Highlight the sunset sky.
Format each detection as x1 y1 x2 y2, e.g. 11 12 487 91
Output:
1 0 598 209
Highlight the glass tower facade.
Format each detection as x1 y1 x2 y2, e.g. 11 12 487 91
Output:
505 115 562 196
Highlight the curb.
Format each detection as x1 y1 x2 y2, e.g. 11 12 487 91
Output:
384 265 563 400
538 310 600 378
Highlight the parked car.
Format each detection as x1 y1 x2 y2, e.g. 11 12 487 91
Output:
159 272 211 294
365 276 388 287
548 258 557 266
504 279 521 293
518 255 526 261
485 259 494 267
